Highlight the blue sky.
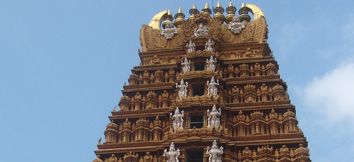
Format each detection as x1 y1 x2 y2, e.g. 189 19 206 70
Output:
1 0 354 162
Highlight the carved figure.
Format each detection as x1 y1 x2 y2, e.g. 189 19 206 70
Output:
207 76 219 97
206 140 223 162
181 58 191 74
228 15 245 34
186 40 196 53
205 38 214 52
170 107 184 131
163 142 181 162
207 105 222 129
206 56 217 72
194 23 209 37
176 79 188 99
161 19 177 39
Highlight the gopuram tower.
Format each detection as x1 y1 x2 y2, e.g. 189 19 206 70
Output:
93 2 311 162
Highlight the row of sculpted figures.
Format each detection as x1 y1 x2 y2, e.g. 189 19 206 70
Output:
119 90 174 111
225 83 289 104
223 62 278 78
93 142 309 162
127 69 176 86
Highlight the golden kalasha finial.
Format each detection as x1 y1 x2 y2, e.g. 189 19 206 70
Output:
213 0 225 22
174 7 185 27
239 3 251 22
217 0 222 7
202 2 212 14
226 0 237 23
189 4 199 19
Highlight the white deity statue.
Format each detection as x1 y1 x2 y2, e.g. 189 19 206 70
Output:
207 105 221 129
206 55 217 72
176 79 188 99
163 142 181 162
228 15 245 34
207 76 219 97
181 58 191 74
194 23 209 37
205 38 214 52
206 140 223 162
170 107 184 131
186 40 196 53
161 19 178 39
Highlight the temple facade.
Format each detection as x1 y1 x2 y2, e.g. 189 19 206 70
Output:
93 2 311 162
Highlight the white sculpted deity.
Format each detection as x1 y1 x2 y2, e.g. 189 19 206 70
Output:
194 23 209 37
206 55 217 72
181 58 191 74
176 79 188 99
163 142 181 162
161 19 178 39
186 40 196 53
206 140 223 162
228 15 245 34
207 76 219 97
170 107 184 131
207 105 221 129
205 38 214 52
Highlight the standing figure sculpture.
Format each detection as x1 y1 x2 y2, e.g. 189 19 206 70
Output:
176 79 188 99
181 58 191 74
186 40 196 53
194 23 209 37
205 38 214 52
207 105 222 129
206 56 217 72
206 140 223 162
228 15 245 34
161 18 178 39
170 107 184 131
163 142 181 162
207 76 219 97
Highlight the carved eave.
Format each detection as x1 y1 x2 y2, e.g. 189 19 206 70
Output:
140 14 268 52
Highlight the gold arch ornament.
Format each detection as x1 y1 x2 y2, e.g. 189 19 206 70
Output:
244 3 265 20
148 10 168 30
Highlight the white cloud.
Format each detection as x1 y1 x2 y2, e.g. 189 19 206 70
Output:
303 61 354 123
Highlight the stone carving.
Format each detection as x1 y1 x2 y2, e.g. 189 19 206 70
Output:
176 79 188 99
207 76 219 97
205 38 214 52
161 19 178 39
206 140 223 162
170 107 184 131
206 56 217 72
207 105 222 129
181 58 191 74
186 40 196 53
228 15 245 34
194 23 209 37
140 16 268 52
107 154 118 162
123 152 139 162
143 152 153 162
163 142 181 162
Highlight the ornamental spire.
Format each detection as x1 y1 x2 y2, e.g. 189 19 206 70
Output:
213 0 225 22
226 0 237 23
189 4 199 19
202 2 212 14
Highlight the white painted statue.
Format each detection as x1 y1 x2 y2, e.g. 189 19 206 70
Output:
170 107 184 131
176 79 188 99
181 58 191 74
206 140 223 162
161 19 178 39
207 105 221 129
207 76 219 97
206 55 217 72
228 15 245 34
194 23 209 37
186 40 196 53
205 38 214 52
163 142 181 162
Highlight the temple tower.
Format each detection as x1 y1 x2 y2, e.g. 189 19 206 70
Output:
93 2 311 162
